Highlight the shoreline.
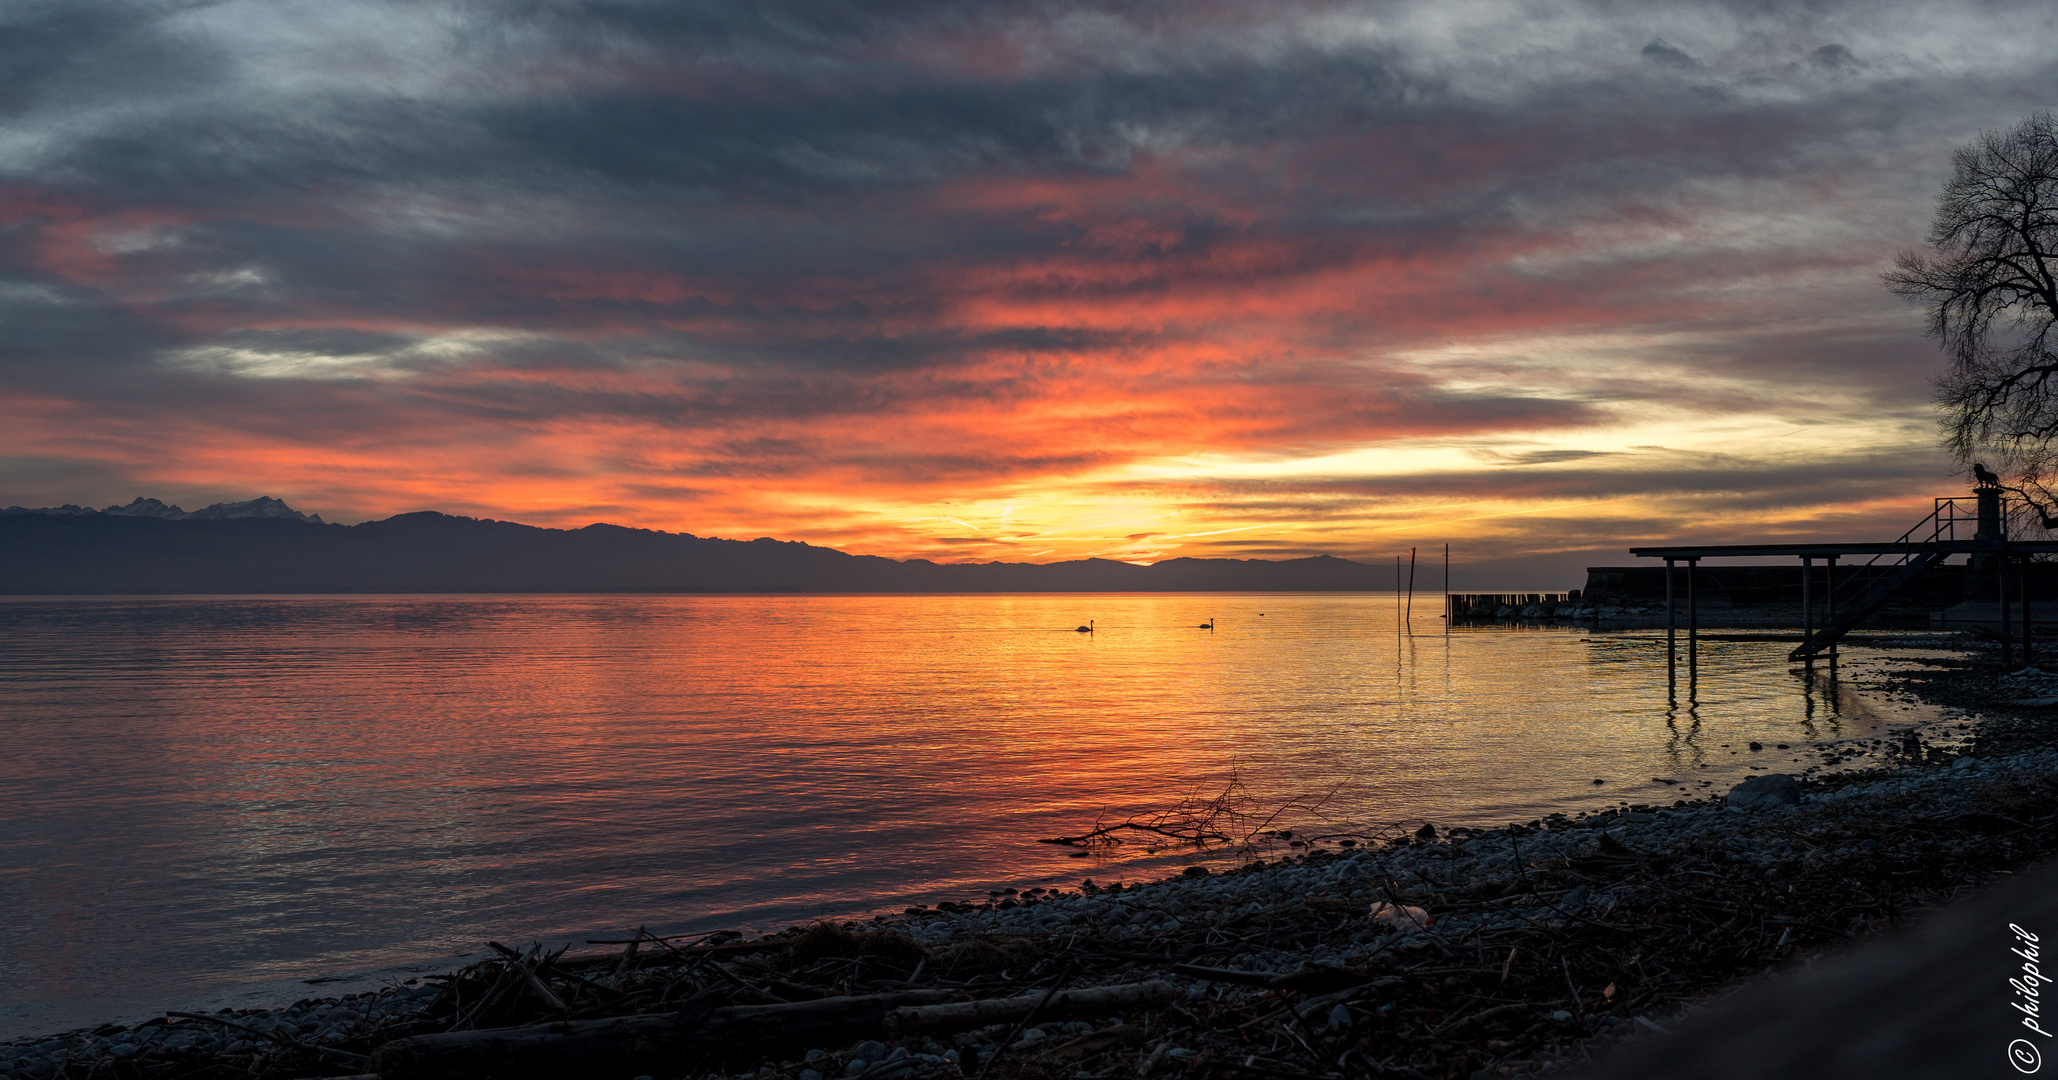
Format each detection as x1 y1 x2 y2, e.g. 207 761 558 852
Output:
7 635 2056 1079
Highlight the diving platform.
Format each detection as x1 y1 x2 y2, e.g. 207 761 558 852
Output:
1627 489 2047 665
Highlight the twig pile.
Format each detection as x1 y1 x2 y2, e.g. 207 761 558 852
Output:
1039 766 1358 856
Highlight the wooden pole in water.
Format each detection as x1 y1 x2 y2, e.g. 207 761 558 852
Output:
1406 547 1416 628
1444 543 1450 638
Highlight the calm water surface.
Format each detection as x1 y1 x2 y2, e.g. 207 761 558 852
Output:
0 593 1949 1037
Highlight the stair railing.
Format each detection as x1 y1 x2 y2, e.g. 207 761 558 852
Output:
1822 497 1978 608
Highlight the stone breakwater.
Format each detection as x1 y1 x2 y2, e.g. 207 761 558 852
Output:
6 655 2056 1080
1448 594 1660 623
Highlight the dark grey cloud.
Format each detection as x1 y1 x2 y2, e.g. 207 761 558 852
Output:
0 0 228 118
27 42 1430 211
1811 43 1858 71
1640 38 1696 68
0 0 2052 557
1495 449 1620 465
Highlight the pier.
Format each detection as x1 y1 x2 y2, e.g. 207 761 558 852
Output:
1631 487 2058 669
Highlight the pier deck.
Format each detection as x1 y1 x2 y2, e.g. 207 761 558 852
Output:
1630 540 2058 558
1630 491 2049 664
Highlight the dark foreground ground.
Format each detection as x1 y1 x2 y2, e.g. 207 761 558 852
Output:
7 638 2058 1080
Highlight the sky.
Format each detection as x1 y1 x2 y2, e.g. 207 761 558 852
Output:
3 0 2054 585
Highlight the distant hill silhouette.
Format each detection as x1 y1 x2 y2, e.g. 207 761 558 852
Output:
6 495 324 523
0 499 1388 594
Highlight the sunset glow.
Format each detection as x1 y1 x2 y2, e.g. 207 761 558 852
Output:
4 1 2050 580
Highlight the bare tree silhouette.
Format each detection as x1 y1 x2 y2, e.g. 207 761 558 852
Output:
1888 112 2058 517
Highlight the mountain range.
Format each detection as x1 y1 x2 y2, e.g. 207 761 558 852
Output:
3 496 325 523
0 498 1388 594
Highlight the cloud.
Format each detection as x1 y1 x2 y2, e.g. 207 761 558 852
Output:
1484 449 1621 466
0 0 2051 572
1640 38 1696 69
1811 44 1859 71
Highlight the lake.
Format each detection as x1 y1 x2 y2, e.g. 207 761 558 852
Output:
0 593 1947 1038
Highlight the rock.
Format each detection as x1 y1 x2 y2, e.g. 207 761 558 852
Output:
1726 774 1800 810
1370 902 1433 930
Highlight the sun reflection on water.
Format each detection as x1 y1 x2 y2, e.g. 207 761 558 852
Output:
0 593 1952 1037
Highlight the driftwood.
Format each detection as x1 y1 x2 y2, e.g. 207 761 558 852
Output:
1036 766 1351 857
165 1011 372 1068
373 991 951 1080
373 982 1182 1080
881 981 1180 1034
372 1011 677 1080
1168 964 1371 994
484 943 568 1015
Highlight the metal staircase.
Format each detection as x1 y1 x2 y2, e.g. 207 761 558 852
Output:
1786 497 1979 661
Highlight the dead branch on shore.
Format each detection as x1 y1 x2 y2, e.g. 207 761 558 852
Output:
1039 765 1355 856
1039 771 1254 851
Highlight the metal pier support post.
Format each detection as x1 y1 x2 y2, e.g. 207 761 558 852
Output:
2024 555 2035 667
1687 557 1699 678
1801 555 1813 661
2002 549 2015 667
1665 558 1676 695
1825 555 1838 664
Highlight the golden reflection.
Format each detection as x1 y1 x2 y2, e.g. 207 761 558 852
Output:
0 594 1948 1043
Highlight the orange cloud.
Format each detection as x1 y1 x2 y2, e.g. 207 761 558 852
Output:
0 4 1989 579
